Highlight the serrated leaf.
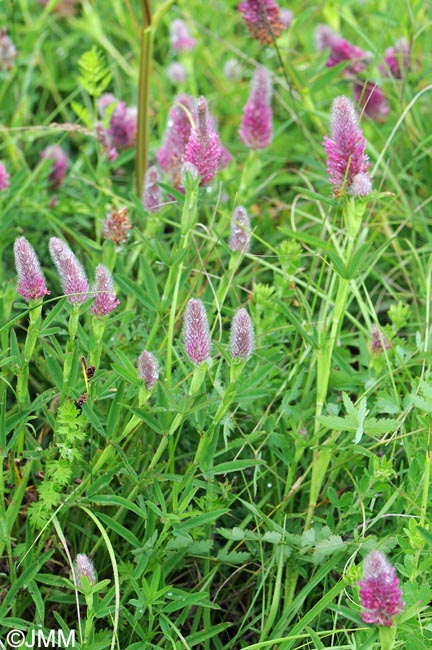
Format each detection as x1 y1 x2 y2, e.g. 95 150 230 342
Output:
71 101 93 129
312 535 346 563
262 531 282 543
216 550 251 564
77 46 112 98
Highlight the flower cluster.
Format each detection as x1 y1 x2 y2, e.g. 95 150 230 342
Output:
91 264 120 317
0 161 10 191
138 350 159 390
40 145 68 188
102 207 132 245
229 205 251 253
74 554 96 588
238 0 286 45
143 165 162 213
170 19 195 51
359 550 404 626
14 237 50 302
379 37 410 79
239 66 273 150
96 94 137 159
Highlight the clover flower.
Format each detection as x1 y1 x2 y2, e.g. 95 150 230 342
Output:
0 161 10 191
74 554 96 588
239 66 272 149
229 205 251 253
91 264 119 317
371 324 392 354
170 19 196 51
108 102 137 149
230 309 255 360
49 237 89 304
359 550 404 626
138 350 159 390
314 24 370 77
157 94 196 186
183 298 211 365
353 81 390 122
184 97 221 186
380 38 410 79
40 145 68 188
167 62 187 84
143 165 162 213
238 0 285 45
322 95 372 196
102 207 132 245
14 237 50 302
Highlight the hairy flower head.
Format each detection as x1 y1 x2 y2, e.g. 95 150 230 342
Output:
353 81 390 122
143 165 162 213
229 206 251 253
14 237 50 302
49 237 89 304
238 0 285 44
359 550 404 626
239 66 272 150
230 308 255 360
91 264 120 317
183 298 211 365
314 24 370 77
170 19 196 51
184 97 222 186
40 145 68 188
138 350 159 390
74 554 96 588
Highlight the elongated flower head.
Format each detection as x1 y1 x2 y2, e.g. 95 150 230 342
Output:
229 205 251 253
74 554 96 587
238 0 285 44
14 237 50 302
359 550 404 626
49 237 89 304
230 308 255 360
91 264 120 317
323 95 371 196
380 38 410 79
0 161 10 191
108 101 137 149
0 27 16 71
157 94 196 186
353 81 390 122
102 206 132 245
40 145 68 188
167 61 187 84
183 298 211 365
138 350 159 390
170 19 196 51
239 66 273 150
314 24 370 77
184 97 221 186
143 165 162 213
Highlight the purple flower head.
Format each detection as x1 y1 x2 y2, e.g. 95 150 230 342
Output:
359 550 404 626
238 0 285 45
94 122 118 162
108 102 137 149
371 324 392 354
230 308 255 360
183 298 211 365
0 161 10 191
314 24 370 77
14 237 50 302
353 81 390 122
322 95 371 196
91 264 120 317
49 237 89 304
239 66 273 150
97 93 117 118
280 9 293 29
157 94 196 187
40 145 68 189
167 62 187 84
143 165 162 213
138 350 159 390
0 27 17 71
229 205 251 253
184 96 221 186
102 206 131 245
170 19 196 51
74 554 96 588
379 38 410 79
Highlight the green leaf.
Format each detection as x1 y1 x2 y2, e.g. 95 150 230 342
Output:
77 46 112 98
216 550 251 564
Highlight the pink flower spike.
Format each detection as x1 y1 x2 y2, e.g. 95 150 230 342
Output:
14 237 50 302
170 19 196 51
314 24 370 77
74 554 96 588
183 298 211 365
239 66 273 150
143 165 162 213
238 0 285 45
229 205 251 253
91 264 120 317
379 38 410 79
157 94 196 187
102 206 132 245
40 145 68 189
97 93 117 118
138 350 159 390
0 161 10 191
353 81 390 122
359 550 404 626
184 96 221 186
108 102 137 149
49 237 89 304
323 95 372 196
230 308 255 360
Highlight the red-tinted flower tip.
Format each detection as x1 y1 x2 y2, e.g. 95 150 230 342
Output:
40 145 68 189
74 554 96 588
157 94 196 186
14 237 50 302
280 9 293 29
314 24 370 77
322 95 372 196
0 27 16 71
143 165 162 213
183 298 211 365
137 350 159 390
167 62 187 84
184 96 221 186
359 550 404 626
102 206 132 245
108 102 137 149
230 308 255 360
379 38 410 79
239 66 273 150
49 237 89 304
371 324 392 354
0 161 10 191
238 0 285 45
91 264 119 317
229 205 251 253
170 19 196 51
353 81 390 122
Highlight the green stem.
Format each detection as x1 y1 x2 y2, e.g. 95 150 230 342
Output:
379 625 397 650
60 304 80 402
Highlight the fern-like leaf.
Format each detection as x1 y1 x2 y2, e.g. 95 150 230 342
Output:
78 46 112 98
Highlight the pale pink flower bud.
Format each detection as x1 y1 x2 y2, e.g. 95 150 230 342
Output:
167 61 187 84
230 308 255 360
143 165 162 213
40 145 68 189
229 206 251 252
138 350 159 390
0 27 16 71
184 97 221 186
102 207 131 245
280 9 292 29
0 161 10 191
170 19 196 52
323 95 372 196
239 66 272 150
379 38 410 79
183 298 211 365
14 237 50 302
238 0 285 45
349 172 373 198
353 81 390 122
359 550 404 626
74 554 96 587
91 265 119 317
49 237 89 304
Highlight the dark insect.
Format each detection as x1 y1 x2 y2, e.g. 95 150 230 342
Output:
81 357 96 392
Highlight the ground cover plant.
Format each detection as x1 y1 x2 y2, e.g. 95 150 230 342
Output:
0 0 431 648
